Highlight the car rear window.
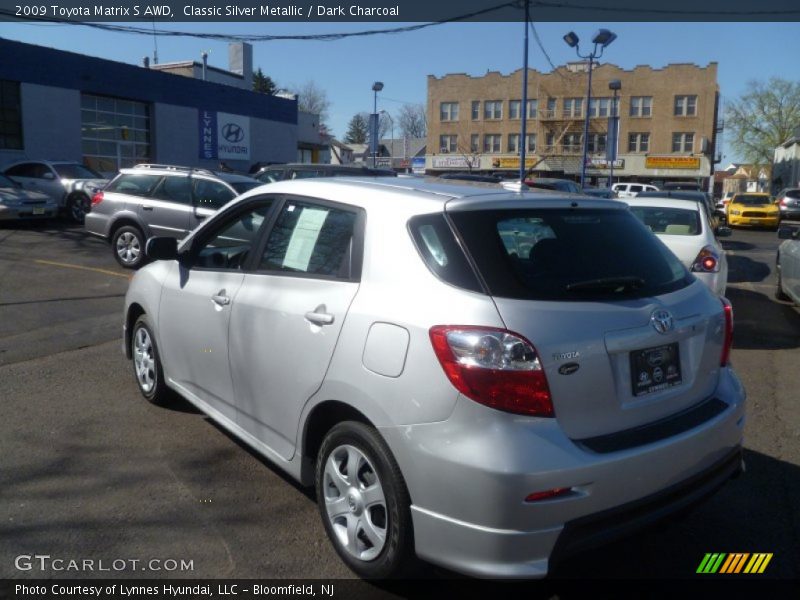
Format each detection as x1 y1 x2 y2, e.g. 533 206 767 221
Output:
628 206 701 236
734 195 771 205
448 208 691 301
785 189 800 199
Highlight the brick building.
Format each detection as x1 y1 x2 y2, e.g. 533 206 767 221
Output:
426 62 720 186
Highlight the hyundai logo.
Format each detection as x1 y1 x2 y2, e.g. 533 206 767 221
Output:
222 123 245 143
650 309 674 334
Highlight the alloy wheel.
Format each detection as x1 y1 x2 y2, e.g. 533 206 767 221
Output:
133 326 156 393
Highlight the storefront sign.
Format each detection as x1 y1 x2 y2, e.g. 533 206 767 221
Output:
589 158 624 169
412 157 426 174
217 112 250 160
198 110 217 160
431 156 479 169
645 156 701 170
491 157 539 169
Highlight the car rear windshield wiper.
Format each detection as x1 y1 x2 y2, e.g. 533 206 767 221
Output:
565 276 646 293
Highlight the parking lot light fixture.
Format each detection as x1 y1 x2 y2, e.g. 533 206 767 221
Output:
371 82 384 168
563 28 617 188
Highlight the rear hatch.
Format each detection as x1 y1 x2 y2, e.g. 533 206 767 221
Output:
447 200 727 440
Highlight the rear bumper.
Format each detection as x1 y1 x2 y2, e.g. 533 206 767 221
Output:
728 214 779 228
381 367 746 578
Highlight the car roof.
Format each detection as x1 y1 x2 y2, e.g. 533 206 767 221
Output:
622 197 702 211
119 165 257 183
636 190 708 200
236 177 625 216
732 191 769 196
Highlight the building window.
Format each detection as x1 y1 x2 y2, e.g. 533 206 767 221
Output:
470 134 479 152
440 102 459 122
0 80 23 150
588 133 607 153
674 95 697 116
484 101 503 120
439 134 458 153
508 134 520 153
629 96 652 117
526 99 538 119
509 100 521 120
526 133 536 152
672 132 694 153
81 93 151 173
483 134 501 153
471 101 480 120
628 132 650 152
589 97 611 118
545 98 557 118
563 98 583 118
545 132 555 150
563 133 581 153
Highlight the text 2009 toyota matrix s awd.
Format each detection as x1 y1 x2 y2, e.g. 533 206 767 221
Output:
123 178 745 579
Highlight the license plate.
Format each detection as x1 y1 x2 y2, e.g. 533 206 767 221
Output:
32 207 45 215
750 219 760 224
630 343 682 397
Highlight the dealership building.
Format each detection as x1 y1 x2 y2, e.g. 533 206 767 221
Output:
0 37 303 175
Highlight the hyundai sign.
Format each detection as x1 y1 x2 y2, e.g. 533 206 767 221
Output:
198 110 251 160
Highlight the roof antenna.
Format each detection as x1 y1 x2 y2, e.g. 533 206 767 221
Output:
151 18 159 65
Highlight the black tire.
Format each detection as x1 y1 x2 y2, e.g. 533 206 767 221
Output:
315 421 415 579
66 193 90 224
112 225 146 269
130 314 171 405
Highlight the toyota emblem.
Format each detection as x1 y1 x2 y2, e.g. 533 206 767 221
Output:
650 309 674 334
222 123 245 143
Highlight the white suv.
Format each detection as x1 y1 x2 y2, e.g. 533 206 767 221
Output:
612 182 659 198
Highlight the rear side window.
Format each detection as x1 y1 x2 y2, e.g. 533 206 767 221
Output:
107 174 162 197
193 178 235 209
151 176 192 205
449 208 691 301
628 206 701 235
785 189 800 199
408 214 482 293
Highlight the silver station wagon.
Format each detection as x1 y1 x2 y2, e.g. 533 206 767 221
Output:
123 178 745 579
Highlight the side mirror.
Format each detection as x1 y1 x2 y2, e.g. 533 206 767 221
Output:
715 226 732 238
146 237 178 261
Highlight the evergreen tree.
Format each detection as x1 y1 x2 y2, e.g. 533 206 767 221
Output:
344 113 369 144
252 68 277 95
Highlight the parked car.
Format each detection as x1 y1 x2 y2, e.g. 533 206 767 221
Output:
662 181 702 191
437 173 501 183
776 224 800 304
0 173 59 222
581 186 616 199
715 191 736 220
85 164 261 269
254 163 397 183
726 192 780 230
125 177 744 579
2 160 107 223
622 195 731 296
636 190 717 223
775 188 800 221
612 182 659 198
523 177 582 193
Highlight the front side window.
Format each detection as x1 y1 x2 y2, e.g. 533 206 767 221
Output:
5 162 49 179
672 132 694 153
260 201 359 279
674 95 698 116
440 102 459 122
193 202 273 270
193 178 235 209
484 101 503 120
630 96 653 117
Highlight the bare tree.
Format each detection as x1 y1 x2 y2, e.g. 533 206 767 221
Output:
726 77 800 167
397 104 427 138
290 81 332 134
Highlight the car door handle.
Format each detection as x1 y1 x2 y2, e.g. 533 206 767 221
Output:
211 291 230 306
142 205 154 211
305 306 334 326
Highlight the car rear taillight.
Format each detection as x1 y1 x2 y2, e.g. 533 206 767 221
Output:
720 298 733 367
691 245 721 273
429 326 553 417
780 197 788 206
91 191 104 206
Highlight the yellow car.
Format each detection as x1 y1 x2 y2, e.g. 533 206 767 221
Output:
726 192 780 229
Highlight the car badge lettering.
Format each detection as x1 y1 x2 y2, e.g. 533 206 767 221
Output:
650 309 674 334
552 351 580 361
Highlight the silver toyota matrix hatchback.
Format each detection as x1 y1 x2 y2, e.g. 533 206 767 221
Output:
123 178 745 579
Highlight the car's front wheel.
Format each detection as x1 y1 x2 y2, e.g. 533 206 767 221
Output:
66 193 90 224
316 421 414 579
131 314 171 405
113 225 146 269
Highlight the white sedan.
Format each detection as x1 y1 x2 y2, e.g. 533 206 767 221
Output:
623 196 730 296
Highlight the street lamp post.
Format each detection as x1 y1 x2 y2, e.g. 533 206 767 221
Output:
563 29 617 189
371 81 384 168
608 79 621 188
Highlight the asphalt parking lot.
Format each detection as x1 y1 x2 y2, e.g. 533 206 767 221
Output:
1 220 798 585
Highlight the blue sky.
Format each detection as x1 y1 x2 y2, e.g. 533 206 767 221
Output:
2 20 796 162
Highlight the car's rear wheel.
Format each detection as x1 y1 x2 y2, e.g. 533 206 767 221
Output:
66 193 90 224
316 421 414 579
131 314 171 405
113 225 146 269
